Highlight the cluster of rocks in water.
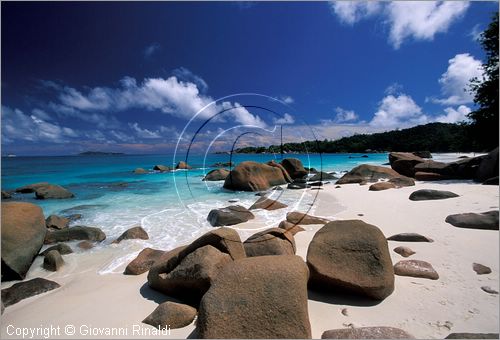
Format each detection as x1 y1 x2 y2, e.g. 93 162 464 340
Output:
0 200 151 313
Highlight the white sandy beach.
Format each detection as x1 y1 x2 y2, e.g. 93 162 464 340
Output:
1 180 499 339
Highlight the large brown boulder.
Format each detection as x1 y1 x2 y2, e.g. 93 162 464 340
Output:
223 161 287 191
476 147 499 182
244 228 295 257
1 278 60 307
322 327 415 339
196 255 312 338
112 226 149 244
35 184 74 199
148 228 246 297
414 171 447 181
1 202 47 281
143 301 197 329
267 160 293 183
124 248 169 275
409 189 459 201
207 205 255 226
287 211 329 225
203 168 229 181
39 243 73 256
148 245 231 303
179 227 246 262
445 211 499 230
413 160 449 176
278 220 306 235
337 164 401 184
388 153 425 177
307 220 394 300
44 226 106 244
249 196 287 210
281 158 308 179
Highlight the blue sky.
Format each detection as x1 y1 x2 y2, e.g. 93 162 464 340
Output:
1 1 497 155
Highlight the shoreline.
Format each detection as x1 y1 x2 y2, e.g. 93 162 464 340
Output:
2 178 498 339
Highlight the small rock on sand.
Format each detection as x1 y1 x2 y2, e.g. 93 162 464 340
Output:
393 246 416 257
481 286 498 295
387 233 433 242
473 263 492 275
143 301 197 329
394 260 439 280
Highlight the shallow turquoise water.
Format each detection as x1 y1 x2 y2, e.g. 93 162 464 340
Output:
1 153 388 264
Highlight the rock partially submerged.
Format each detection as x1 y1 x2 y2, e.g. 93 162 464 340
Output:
287 211 329 225
15 182 50 193
112 226 149 244
1 278 60 307
322 326 415 339
44 226 106 244
124 248 166 275
409 189 459 201
143 301 196 329
307 220 394 300
445 211 499 230
203 168 229 181
2 202 47 281
249 196 287 210
244 228 295 257
196 255 312 339
281 158 308 179
39 243 73 256
43 250 64 271
223 161 287 191
176 161 192 170
1 191 12 199
45 215 69 230
394 260 439 280
153 165 170 172
35 184 74 199
207 205 255 226
133 168 148 174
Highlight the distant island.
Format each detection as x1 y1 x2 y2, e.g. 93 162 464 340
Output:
227 123 478 154
78 151 125 156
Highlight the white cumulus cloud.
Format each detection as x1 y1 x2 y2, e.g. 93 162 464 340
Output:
333 107 359 123
1 106 78 144
432 53 483 105
369 94 428 129
273 113 295 125
434 105 471 123
329 1 469 49
329 1 382 25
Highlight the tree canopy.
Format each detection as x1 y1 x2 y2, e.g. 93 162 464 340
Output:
468 11 499 151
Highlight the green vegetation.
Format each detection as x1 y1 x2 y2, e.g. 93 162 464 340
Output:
468 11 499 151
234 123 475 154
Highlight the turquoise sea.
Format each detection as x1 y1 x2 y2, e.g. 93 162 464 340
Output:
1 152 389 272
